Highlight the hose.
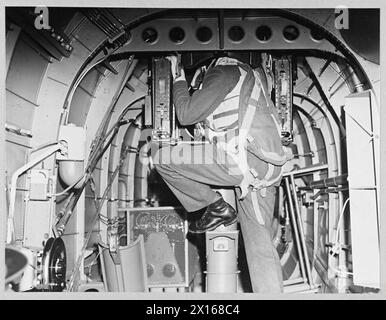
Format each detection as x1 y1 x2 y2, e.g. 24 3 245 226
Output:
55 98 145 235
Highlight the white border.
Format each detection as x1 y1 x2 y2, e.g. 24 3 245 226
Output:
1 0 385 301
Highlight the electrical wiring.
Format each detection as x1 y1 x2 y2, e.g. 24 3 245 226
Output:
55 174 85 197
67 162 122 291
62 55 112 125
84 250 102 270
64 101 145 287
184 128 195 139
329 197 350 258
30 141 60 153
335 197 350 245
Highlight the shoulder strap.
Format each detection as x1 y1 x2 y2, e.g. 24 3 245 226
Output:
237 63 255 126
253 66 281 124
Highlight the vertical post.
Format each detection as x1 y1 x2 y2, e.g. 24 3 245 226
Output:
290 174 314 287
205 189 239 293
205 230 239 293
284 177 307 283
75 190 86 282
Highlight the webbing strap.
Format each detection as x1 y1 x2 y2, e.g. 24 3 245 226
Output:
248 97 259 107
213 108 239 120
237 103 257 174
250 165 285 190
254 67 274 109
251 191 265 225
264 163 275 181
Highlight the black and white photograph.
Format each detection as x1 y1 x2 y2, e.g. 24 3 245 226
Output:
1 1 384 303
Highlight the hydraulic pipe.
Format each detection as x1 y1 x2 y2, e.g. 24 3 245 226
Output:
283 163 328 177
55 129 120 236
96 58 138 139
134 142 151 207
118 115 142 210
67 162 122 291
290 174 314 287
107 133 119 220
117 115 142 245
309 174 348 189
284 177 307 283
7 143 65 244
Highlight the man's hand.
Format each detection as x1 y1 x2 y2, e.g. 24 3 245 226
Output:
166 55 186 82
190 66 206 90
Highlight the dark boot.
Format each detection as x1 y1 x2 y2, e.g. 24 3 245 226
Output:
189 196 238 234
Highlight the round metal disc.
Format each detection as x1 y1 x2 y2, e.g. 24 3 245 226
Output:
42 237 67 292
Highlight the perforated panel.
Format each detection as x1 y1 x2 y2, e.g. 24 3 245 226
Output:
120 16 338 53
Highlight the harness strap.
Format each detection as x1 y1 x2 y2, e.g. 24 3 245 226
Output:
236 69 283 224
251 192 265 225
247 165 286 226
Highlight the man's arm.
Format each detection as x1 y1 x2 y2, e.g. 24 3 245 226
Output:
173 65 240 126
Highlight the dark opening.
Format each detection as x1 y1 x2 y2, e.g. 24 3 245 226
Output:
142 27 158 44
256 25 272 42
228 26 245 42
310 28 324 41
283 25 300 41
196 26 213 43
169 27 185 43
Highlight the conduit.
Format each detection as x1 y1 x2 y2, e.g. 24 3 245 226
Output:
7 143 65 244
118 114 142 211
134 142 151 207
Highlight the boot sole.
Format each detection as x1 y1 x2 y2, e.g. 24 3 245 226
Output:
188 216 238 234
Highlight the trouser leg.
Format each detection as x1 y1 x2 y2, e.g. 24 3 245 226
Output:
153 144 243 212
236 186 283 293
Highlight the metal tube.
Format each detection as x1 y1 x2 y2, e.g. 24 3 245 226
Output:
205 230 239 293
118 115 142 209
290 174 314 287
309 174 348 189
134 142 151 207
117 115 142 244
283 277 305 286
5 123 33 137
336 190 348 292
283 163 328 177
62 56 111 125
55 128 121 236
98 58 138 138
284 177 307 283
107 135 119 219
68 163 121 291
7 143 64 244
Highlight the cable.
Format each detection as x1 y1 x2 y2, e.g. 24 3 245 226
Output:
87 97 144 168
67 162 122 291
184 128 195 139
55 174 85 197
63 56 112 124
329 197 350 257
31 141 60 154
335 197 350 244
84 250 102 270
332 266 354 277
